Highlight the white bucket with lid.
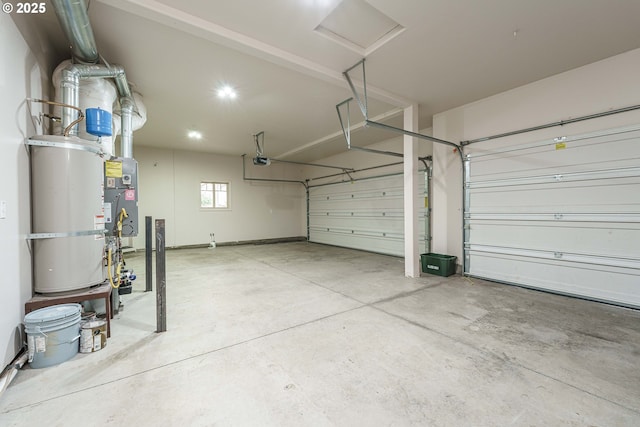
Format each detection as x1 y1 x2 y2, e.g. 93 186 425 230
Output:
24 304 82 368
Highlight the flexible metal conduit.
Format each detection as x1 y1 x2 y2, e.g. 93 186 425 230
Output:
460 104 640 145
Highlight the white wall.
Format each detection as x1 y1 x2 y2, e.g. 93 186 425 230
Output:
131 132 432 251
132 146 306 249
0 13 50 367
432 48 640 264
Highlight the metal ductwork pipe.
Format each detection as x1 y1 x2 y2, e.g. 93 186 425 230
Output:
60 68 80 133
52 0 136 158
119 97 134 158
51 0 99 64
60 65 134 157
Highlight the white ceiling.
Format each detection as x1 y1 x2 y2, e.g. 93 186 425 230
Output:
17 0 640 162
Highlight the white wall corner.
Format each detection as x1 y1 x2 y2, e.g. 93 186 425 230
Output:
431 111 464 264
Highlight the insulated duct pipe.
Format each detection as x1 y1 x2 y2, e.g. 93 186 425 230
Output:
52 0 136 158
51 0 98 64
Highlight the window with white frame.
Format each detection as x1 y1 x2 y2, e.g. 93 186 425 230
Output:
200 182 228 209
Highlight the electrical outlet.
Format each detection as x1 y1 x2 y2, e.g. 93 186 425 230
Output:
0 201 6 219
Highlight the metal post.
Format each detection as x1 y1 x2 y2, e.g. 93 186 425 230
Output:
463 157 471 274
145 216 152 292
155 219 167 332
306 185 310 241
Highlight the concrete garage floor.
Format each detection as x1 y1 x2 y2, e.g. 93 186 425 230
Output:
1 242 639 426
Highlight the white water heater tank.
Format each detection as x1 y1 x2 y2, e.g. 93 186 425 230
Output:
30 135 106 293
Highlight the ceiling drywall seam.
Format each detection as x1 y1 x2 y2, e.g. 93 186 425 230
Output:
95 0 414 108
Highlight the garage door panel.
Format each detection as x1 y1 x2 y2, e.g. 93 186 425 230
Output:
465 125 640 307
471 158 640 182
309 173 427 257
469 178 640 213
469 129 640 178
309 231 407 256
469 169 640 190
469 221 640 256
310 215 405 234
469 127 639 159
468 252 640 308
310 197 405 211
310 182 403 198
311 179 403 193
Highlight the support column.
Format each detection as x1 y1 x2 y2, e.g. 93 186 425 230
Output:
404 104 420 277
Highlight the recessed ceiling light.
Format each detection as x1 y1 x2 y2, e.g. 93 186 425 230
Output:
217 85 237 99
188 130 202 140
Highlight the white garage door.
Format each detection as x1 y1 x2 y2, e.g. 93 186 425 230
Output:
464 125 640 308
308 173 427 257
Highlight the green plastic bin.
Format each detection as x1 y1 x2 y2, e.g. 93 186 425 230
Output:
420 253 457 277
